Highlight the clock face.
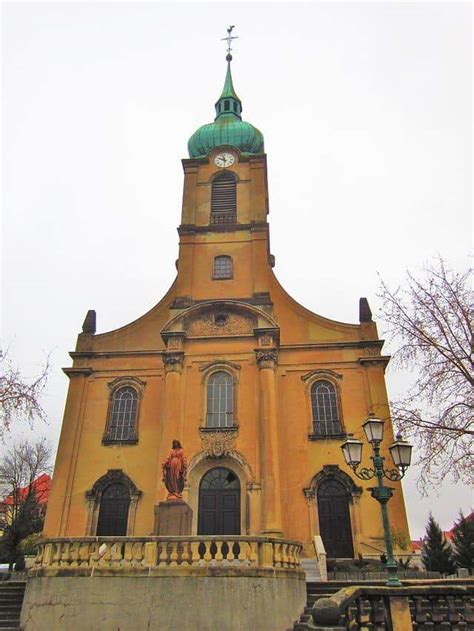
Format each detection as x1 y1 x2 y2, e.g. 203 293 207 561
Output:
214 152 235 168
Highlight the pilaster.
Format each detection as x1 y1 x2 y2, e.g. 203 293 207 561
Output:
255 342 283 536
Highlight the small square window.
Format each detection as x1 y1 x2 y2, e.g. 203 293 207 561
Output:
213 256 233 279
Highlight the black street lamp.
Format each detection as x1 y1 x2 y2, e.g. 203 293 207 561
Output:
341 418 413 587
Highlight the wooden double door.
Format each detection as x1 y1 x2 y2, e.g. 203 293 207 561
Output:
198 467 240 535
96 483 130 536
317 479 354 558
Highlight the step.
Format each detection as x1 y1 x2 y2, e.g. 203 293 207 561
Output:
0 607 21 613
0 584 26 588
0 611 20 623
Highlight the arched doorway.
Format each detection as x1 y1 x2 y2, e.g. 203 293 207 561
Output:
317 479 354 558
96 483 131 536
198 467 240 535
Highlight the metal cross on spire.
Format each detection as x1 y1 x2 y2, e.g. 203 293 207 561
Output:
221 25 238 61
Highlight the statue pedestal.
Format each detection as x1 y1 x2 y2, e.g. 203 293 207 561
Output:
154 500 192 535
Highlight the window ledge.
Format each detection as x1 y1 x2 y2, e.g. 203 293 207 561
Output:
102 437 139 445
308 433 347 441
200 426 239 433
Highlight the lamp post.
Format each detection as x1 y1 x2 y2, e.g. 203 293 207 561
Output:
340 418 412 587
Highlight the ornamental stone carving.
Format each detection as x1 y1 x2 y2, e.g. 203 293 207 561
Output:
163 352 184 373
185 309 255 337
255 349 278 370
199 429 238 459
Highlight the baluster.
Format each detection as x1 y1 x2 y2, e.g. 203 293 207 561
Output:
169 541 179 565
35 543 44 567
156 542 164 566
237 541 248 564
124 542 133 564
180 541 191 566
248 541 258 566
133 542 144 567
51 542 62 567
57 541 67 567
110 542 123 567
227 541 237 563
203 540 213 564
289 544 297 567
273 542 282 568
214 541 224 563
69 541 80 568
190 541 201 566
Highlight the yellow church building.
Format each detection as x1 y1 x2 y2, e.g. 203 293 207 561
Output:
43 46 410 566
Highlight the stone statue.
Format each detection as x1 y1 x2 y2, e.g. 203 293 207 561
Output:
162 440 187 500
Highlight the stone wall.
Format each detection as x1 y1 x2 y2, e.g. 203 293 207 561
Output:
21 571 306 631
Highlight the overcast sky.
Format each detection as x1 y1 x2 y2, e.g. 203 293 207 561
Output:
2 2 472 539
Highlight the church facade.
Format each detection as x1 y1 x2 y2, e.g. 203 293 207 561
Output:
44 55 410 561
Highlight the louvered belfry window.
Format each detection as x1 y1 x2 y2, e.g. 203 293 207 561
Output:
211 172 237 224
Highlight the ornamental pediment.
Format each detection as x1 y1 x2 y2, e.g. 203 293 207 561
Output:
161 300 279 341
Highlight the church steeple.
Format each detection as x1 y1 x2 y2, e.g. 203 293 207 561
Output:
214 59 242 120
187 27 264 159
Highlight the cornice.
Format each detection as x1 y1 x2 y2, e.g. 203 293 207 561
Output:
70 350 164 359
178 221 268 236
280 340 385 351
358 355 391 368
62 367 93 378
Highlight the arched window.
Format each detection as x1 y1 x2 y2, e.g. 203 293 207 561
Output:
211 172 236 224
213 255 233 279
96 483 130 536
104 386 139 442
207 371 234 428
311 380 342 436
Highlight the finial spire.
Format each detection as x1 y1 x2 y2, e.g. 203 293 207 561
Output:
215 26 242 121
221 25 238 62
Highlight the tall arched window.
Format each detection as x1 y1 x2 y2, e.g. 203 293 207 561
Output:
311 380 342 436
213 255 233 279
104 386 139 442
207 371 234 428
210 172 237 224
96 483 130 536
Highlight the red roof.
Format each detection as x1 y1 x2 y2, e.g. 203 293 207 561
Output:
448 510 474 537
1 473 52 506
411 539 424 551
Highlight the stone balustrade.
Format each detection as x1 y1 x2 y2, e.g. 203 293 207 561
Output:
304 583 474 630
32 536 302 575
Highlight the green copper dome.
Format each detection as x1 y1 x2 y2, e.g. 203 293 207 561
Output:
188 60 264 159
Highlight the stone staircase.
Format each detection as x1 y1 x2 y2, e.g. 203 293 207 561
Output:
0 582 26 630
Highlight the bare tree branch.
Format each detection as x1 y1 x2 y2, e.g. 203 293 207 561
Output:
378 256 473 492
0 351 49 439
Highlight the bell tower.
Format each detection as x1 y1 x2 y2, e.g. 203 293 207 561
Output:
175 39 272 303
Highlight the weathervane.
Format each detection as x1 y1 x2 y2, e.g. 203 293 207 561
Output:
221 25 238 61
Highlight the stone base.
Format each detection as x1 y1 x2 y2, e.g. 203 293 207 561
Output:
154 500 192 535
21 572 306 631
